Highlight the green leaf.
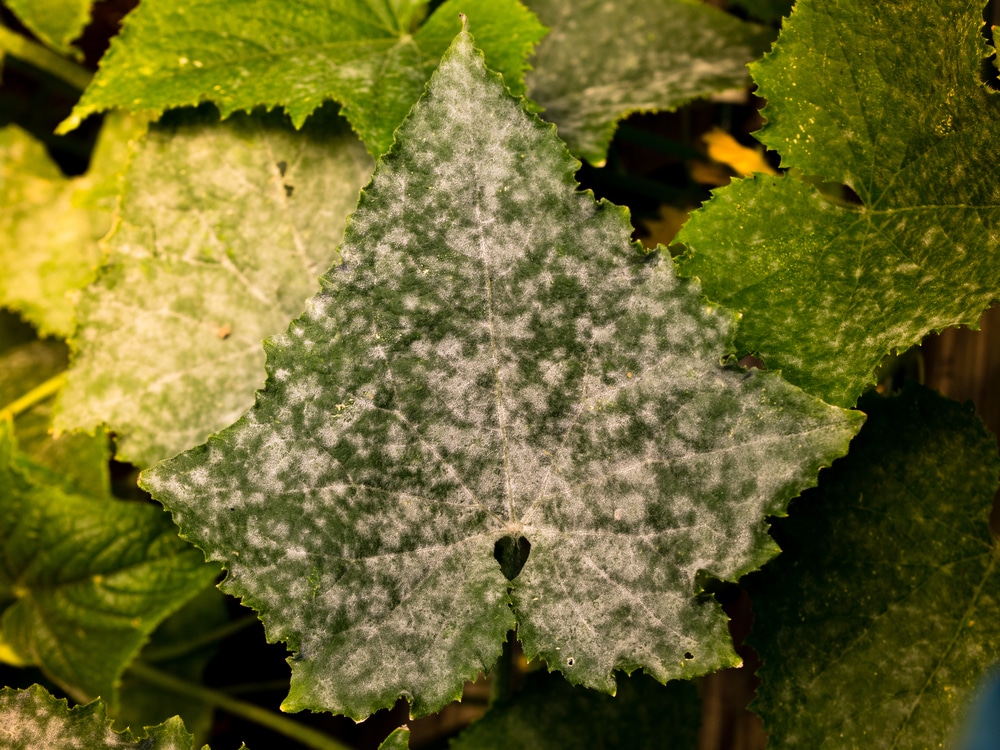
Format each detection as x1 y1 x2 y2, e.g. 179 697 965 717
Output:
0 113 142 338
115 586 229 741
747 384 1000 748
60 0 546 157
3 0 92 58
142 30 861 720
451 671 700 749
524 0 773 165
676 0 1000 407
0 684 205 749
378 726 411 750
0 421 219 708
53 105 372 468
0 317 109 498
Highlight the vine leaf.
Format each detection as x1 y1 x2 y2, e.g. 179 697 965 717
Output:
451 672 701 749
58 0 546 158
3 0 93 57
676 0 1000 407
53 105 372 468
0 421 219 709
142 29 861 721
524 0 773 166
0 685 207 750
747 384 1000 747
0 114 139 338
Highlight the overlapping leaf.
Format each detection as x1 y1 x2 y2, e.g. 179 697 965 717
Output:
0 685 206 750
0 421 219 708
3 0 93 57
59 0 546 157
747 385 1000 747
143 30 861 720
54 106 372 468
452 672 700 749
524 0 772 166
677 0 1000 406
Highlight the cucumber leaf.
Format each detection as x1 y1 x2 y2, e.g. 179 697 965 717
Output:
0 421 219 708
142 29 861 721
747 385 1000 747
53 105 372 468
0 684 207 749
525 0 773 165
677 0 1000 406
3 0 92 58
59 0 546 158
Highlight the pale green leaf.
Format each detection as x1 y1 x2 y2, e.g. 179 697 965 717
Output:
0 684 204 750
53 105 372 468
747 384 1000 748
60 0 546 157
451 672 700 749
524 0 773 165
0 421 219 708
142 30 861 720
0 113 143 338
4 0 92 57
677 0 1000 407
0 317 109 498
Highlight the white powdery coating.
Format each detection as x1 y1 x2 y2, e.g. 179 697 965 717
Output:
0 690 127 750
146 31 859 716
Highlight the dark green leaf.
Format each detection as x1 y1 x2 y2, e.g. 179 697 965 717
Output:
747 384 1000 747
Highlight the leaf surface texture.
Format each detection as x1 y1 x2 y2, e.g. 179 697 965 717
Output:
61 0 546 157
54 106 372 468
142 30 862 720
524 0 772 165
677 0 1000 406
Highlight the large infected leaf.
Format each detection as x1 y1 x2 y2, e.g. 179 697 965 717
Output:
0 113 141 338
142 30 861 720
747 385 1000 748
677 0 1000 407
60 0 546 157
524 0 772 165
0 685 204 750
54 106 372 468
451 671 701 749
4 0 93 57
0 421 219 708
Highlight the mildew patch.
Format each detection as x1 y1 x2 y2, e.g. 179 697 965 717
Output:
144 30 861 720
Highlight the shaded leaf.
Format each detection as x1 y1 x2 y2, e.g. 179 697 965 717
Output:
0 684 204 749
729 0 794 23
747 384 1000 747
451 671 700 749
677 0 1000 406
54 105 373 468
0 318 109 498
60 0 546 157
143 30 861 720
524 0 773 165
0 421 219 708
379 726 411 750
0 113 142 338
115 585 229 741
3 0 92 58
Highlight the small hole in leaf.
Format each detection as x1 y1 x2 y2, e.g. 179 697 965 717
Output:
566 657 575 667
277 160 288 177
493 535 530 580
684 652 694 660
284 183 294 197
